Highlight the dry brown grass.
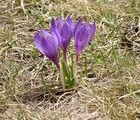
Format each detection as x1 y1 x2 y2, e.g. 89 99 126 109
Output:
0 0 140 119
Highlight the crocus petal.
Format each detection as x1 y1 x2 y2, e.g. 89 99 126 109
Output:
75 24 89 55
88 22 96 41
42 36 58 58
40 29 51 38
74 18 83 37
56 17 63 32
60 22 72 52
41 37 59 69
66 16 74 33
51 31 60 47
34 32 44 54
50 18 57 33
51 20 62 47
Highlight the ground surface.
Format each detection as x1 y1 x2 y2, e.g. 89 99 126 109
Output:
0 0 140 120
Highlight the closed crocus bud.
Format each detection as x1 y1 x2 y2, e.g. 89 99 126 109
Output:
34 29 60 69
50 16 74 60
74 19 96 61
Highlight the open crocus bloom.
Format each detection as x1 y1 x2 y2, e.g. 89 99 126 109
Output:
74 19 96 60
34 29 60 69
50 16 74 59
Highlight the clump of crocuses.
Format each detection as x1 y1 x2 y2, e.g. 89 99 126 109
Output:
34 16 96 89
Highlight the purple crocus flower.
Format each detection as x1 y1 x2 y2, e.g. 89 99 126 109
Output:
50 16 74 60
34 29 60 69
74 19 96 61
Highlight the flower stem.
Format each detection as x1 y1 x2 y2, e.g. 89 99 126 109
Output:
60 61 66 89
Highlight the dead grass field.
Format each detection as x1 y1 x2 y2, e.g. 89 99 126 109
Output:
0 0 140 119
